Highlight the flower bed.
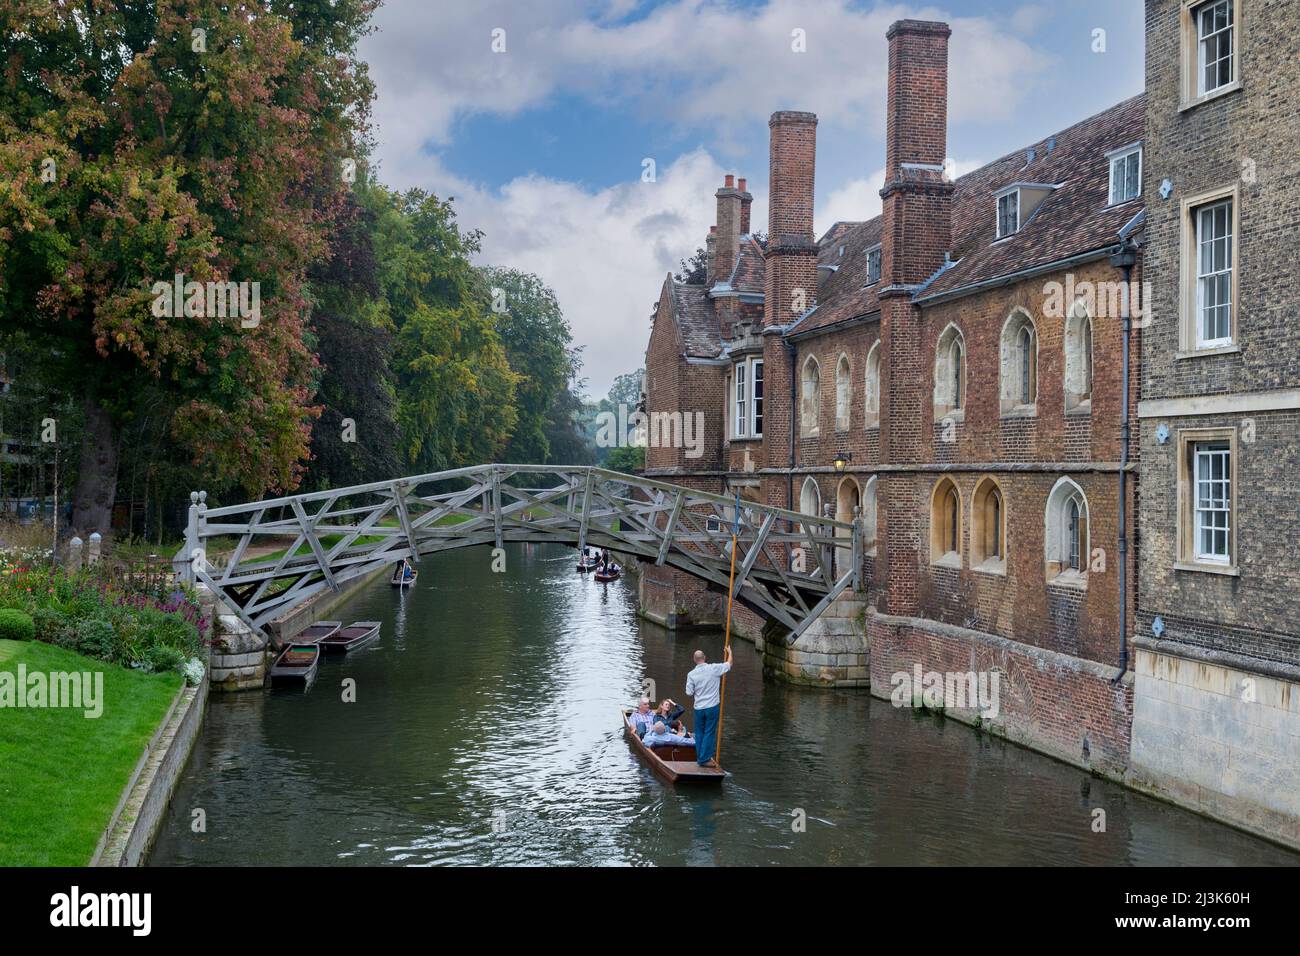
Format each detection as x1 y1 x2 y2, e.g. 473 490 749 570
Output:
0 547 207 680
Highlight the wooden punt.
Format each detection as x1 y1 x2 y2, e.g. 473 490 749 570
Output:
594 563 621 583
320 620 381 654
620 708 725 783
270 643 320 686
576 551 600 572
295 620 341 643
391 564 418 587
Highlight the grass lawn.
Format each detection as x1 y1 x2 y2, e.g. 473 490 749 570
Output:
0 639 183 866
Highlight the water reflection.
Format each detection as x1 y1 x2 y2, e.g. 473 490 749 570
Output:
150 545 1299 867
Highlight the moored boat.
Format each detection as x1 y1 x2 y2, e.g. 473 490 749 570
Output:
320 620 381 654
620 708 725 783
295 620 341 643
270 643 321 687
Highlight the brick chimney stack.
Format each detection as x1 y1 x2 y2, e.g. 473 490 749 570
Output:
705 226 717 284
738 177 752 234
761 110 818 495
881 19 953 287
877 19 953 618
714 174 745 282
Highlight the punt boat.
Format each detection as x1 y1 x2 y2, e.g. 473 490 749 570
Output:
270 643 321 687
391 564 418 587
620 708 725 783
295 620 341 643
320 620 381 654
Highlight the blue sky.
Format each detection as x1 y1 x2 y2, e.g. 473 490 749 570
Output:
359 1 1145 396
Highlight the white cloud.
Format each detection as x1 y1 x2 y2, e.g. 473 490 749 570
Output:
362 1 1052 189
428 150 728 397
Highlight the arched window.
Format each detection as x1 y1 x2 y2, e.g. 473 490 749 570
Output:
835 353 852 431
864 341 881 428
972 477 1006 571
862 475 878 554
799 476 822 525
800 356 821 437
1000 309 1037 413
1045 477 1090 584
929 477 962 566
934 324 965 417
1064 299 1094 411
835 476 860 575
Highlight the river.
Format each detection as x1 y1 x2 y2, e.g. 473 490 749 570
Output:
150 544 1299 866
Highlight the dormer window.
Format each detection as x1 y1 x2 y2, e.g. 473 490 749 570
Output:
865 245 882 284
1108 144 1142 205
996 189 1020 238
838 245 845 258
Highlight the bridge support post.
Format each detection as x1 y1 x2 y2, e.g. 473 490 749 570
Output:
759 591 871 689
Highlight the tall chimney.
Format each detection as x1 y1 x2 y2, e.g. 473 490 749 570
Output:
761 110 817 496
714 175 743 282
738 177 752 234
881 19 953 287
877 19 953 619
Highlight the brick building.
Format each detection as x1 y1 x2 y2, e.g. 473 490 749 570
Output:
640 7 1297 843
1128 0 1300 847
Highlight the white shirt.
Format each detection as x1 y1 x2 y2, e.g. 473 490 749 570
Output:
685 661 731 710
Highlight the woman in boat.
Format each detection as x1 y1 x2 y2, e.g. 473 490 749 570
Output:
629 698 656 737
654 698 688 736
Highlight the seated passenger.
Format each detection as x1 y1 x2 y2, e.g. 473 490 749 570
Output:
642 720 694 748
655 698 687 735
628 698 655 737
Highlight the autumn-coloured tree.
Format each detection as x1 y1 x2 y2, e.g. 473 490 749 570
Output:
0 0 378 532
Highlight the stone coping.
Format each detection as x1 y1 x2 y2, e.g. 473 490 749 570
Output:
91 675 207 867
1133 634 1300 684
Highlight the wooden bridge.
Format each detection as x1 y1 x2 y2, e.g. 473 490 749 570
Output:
180 464 862 643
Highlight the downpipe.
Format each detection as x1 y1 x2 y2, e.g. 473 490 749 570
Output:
1109 239 1138 685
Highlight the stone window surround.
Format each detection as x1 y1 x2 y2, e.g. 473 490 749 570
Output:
800 355 821 438
999 308 1039 417
1044 476 1089 589
933 322 966 419
834 352 853 432
730 355 764 440
864 341 881 429
1174 425 1240 575
929 476 963 568
971 476 1007 575
1064 298 1094 414
1179 183 1240 354
1178 0 1244 112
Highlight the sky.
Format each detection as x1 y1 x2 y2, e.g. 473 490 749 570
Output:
357 0 1145 398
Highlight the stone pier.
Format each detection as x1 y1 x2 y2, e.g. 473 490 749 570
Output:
197 586 269 692
758 592 870 688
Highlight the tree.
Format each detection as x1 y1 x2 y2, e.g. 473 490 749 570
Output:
0 0 378 532
675 247 708 284
370 188 518 472
481 267 578 465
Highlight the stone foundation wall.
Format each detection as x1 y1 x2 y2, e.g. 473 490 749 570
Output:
868 609 1133 778
759 594 869 687
1128 642 1300 850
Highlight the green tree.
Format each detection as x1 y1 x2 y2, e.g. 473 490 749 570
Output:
0 0 378 532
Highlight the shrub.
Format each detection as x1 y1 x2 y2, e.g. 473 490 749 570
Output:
0 608 35 642
73 617 118 661
31 607 71 645
144 644 186 674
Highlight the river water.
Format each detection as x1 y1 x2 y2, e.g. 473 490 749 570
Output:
150 544 1298 866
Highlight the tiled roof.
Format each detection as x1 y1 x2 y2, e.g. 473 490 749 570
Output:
671 282 721 357
798 93 1146 333
800 218 884 332
730 235 767 294
921 93 1146 299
